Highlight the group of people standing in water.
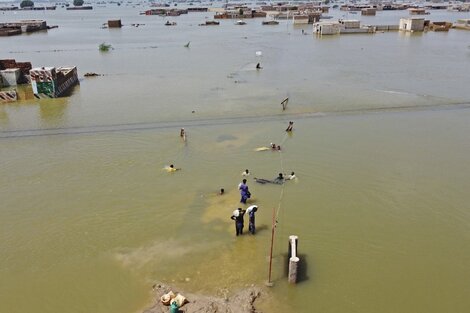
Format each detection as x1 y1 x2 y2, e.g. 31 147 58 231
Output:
229 121 296 237
231 205 258 236
167 121 296 237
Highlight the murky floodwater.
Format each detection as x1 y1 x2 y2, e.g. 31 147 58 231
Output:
1 5 470 313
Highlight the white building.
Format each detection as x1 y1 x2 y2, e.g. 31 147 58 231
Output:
454 19 470 30
293 15 309 25
399 18 425 32
313 22 341 35
339 19 361 29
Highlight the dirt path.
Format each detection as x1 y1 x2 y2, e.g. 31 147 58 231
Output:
143 283 264 313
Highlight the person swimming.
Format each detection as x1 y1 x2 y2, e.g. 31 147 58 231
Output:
286 171 296 180
274 173 284 183
165 164 181 172
255 143 281 152
254 173 285 185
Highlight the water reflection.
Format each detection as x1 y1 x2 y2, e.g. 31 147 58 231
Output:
0 105 8 125
15 85 35 101
398 30 425 39
39 98 68 127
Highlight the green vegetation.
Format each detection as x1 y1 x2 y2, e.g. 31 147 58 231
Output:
73 0 84 6
98 42 113 52
20 0 34 8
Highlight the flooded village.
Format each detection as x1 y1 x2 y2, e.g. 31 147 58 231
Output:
2 0 470 102
1 1 470 313
1 0 469 103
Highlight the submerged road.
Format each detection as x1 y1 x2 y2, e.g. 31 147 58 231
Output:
1 102 469 139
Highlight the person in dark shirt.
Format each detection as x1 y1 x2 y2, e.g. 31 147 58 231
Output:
255 173 284 185
286 121 294 132
230 208 246 236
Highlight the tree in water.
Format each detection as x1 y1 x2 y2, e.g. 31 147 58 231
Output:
98 42 113 52
73 0 84 6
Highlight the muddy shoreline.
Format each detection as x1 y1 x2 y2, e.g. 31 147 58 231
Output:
143 283 265 313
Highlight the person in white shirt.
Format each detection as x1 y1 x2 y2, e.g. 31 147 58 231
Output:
287 172 296 180
246 205 258 234
242 169 250 176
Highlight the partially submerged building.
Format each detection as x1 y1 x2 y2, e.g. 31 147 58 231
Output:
0 59 32 85
362 8 377 16
429 21 452 32
314 19 375 35
261 3 323 24
1 59 31 103
0 69 20 87
340 4 372 12
0 90 18 102
313 22 341 35
1 60 78 102
409 8 429 15
447 4 470 12
214 9 266 19
453 19 470 30
399 18 425 32
292 15 309 25
30 67 79 98
339 19 375 34
339 19 361 29
0 20 48 36
144 8 188 16
107 19 122 28
66 6 93 10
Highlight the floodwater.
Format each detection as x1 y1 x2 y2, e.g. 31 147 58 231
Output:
1 5 470 313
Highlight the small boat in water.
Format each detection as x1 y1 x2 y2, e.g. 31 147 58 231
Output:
234 20 246 25
262 20 279 25
199 20 220 26
165 21 177 26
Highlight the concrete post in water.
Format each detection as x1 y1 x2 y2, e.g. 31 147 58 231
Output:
288 235 299 284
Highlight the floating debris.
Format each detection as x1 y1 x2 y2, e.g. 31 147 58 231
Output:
281 97 289 110
84 72 101 77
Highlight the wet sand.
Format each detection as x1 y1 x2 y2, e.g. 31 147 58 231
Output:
144 283 263 313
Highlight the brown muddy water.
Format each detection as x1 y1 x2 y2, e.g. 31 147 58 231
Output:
1 6 470 313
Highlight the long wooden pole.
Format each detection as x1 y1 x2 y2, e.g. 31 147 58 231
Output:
268 207 276 285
